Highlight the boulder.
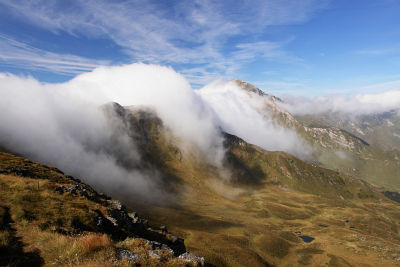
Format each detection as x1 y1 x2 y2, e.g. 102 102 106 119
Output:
178 252 205 267
117 249 141 262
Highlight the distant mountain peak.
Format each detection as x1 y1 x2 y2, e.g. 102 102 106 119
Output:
232 79 283 102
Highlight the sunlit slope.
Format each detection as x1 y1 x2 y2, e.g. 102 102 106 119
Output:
0 152 205 266
111 104 400 267
233 80 400 191
296 110 400 151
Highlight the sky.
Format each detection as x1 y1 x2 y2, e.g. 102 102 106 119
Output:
1 0 400 96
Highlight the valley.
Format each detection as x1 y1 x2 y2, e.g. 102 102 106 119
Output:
1 81 400 266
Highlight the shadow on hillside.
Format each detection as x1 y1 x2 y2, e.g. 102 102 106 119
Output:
0 206 44 267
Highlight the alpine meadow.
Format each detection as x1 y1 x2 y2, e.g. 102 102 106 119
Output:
1 1 400 266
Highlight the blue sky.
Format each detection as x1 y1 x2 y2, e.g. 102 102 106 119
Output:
1 0 400 96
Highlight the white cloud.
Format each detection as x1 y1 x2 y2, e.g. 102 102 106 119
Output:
197 79 311 158
0 64 225 201
0 64 312 201
0 34 109 75
280 89 400 116
0 0 328 81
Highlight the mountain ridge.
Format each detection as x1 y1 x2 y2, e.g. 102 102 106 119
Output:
231 80 400 191
2 81 400 266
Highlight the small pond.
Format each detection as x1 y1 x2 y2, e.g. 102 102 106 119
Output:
299 235 315 243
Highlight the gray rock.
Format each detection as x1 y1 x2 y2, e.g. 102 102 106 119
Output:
117 249 141 262
107 199 123 210
178 252 205 267
147 240 162 250
161 244 174 256
105 215 118 226
148 250 162 259
11 167 32 177
160 225 168 233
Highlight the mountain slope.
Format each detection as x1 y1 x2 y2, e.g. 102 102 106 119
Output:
2 100 400 266
296 110 400 151
0 152 204 267
233 80 400 191
101 104 400 267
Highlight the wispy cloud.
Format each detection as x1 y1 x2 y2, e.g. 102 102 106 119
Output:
0 35 109 75
281 87 400 116
0 0 328 82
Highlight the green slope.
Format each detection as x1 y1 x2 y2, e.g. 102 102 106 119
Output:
233 80 400 191
106 104 400 267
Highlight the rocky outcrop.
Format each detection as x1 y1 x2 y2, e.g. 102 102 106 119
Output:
0 152 200 264
54 184 187 256
383 191 400 203
179 252 205 267
116 249 141 262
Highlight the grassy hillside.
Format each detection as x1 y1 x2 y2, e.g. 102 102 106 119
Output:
0 152 203 267
2 103 400 266
296 110 400 151
105 105 400 266
234 80 400 191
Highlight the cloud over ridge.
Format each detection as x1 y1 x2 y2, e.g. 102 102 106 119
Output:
280 90 400 116
0 64 314 200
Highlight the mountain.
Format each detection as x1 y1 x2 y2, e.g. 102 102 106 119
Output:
2 82 400 266
0 152 204 266
233 80 400 191
96 102 400 266
295 110 400 151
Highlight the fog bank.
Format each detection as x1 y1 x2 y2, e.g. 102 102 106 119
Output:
197 80 311 159
280 90 400 116
0 64 311 201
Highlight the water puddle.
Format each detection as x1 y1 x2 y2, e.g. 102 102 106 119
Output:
299 235 315 243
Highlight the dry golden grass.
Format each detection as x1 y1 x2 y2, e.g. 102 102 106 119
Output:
79 234 112 253
3 119 400 267
131 180 400 266
0 230 11 247
0 156 190 267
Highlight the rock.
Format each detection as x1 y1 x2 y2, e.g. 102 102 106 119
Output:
98 192 111 200
107 199 124 210
117 249 141 262
128 212 140 223
178 252 205 267
107 208 137 232
167 234 186 256
11 167 32 177
54 184 105 204
93 210 119 236
54 168 64 174
66 175 81 183
54 183 187 256
148 240 163 250
148 250 162 259
128 212 138 219
55 186 66 194
105 216 118 226
160 225 168 233
161 244 174 256
383 191 400 203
